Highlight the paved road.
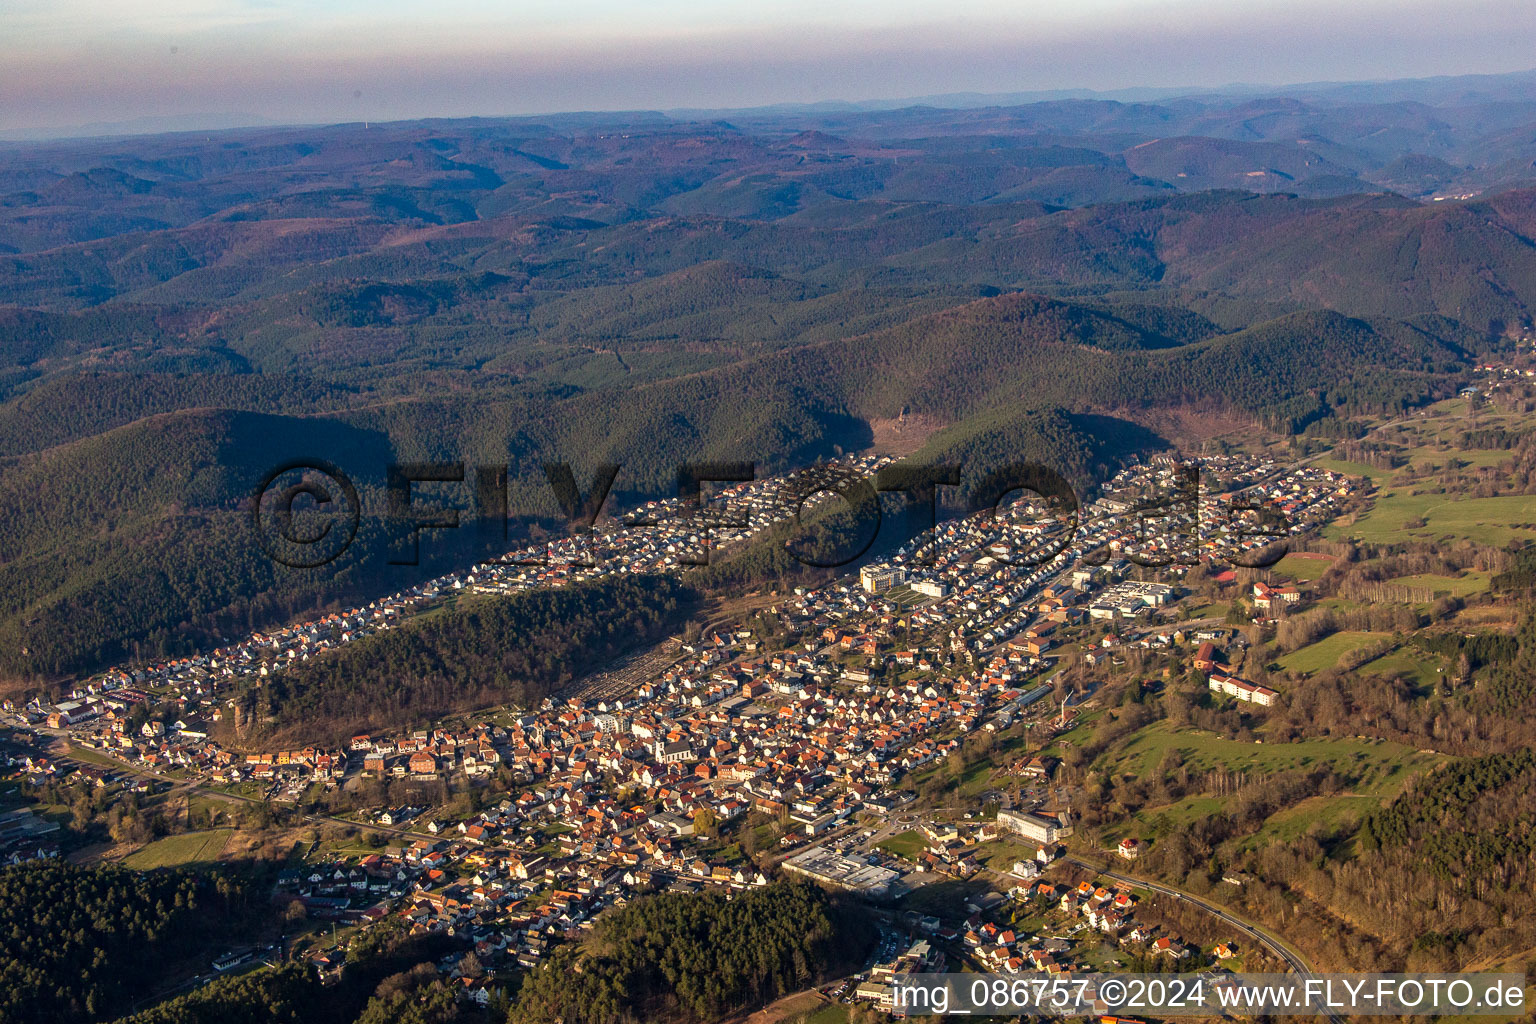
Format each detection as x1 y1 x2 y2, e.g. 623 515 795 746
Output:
1126 615 1223 636
1068 856 1347 1024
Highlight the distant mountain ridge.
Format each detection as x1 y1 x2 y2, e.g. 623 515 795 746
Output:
0 80 1529 680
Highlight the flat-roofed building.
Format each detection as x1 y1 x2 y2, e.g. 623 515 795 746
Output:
860 565 906 594
783 846 899 897
998 809 1073 843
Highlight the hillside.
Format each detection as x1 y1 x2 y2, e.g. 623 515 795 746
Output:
0 286 1474 679
0 102 1529 681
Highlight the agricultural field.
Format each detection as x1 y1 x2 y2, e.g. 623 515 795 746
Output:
121 828 233 869
1323 401 1536 547
1272 552 1336 582
1098 720 1437 795
1277 630 1390 674
1387 571 1490 598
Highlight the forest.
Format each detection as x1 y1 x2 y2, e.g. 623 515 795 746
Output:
0 290 1476 683
242 574 697 743
0 862 264 1024
508 881 869 1024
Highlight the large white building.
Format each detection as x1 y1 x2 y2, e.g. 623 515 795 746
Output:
998 809 1073 843
1208 674 1278 707
860 565 906 594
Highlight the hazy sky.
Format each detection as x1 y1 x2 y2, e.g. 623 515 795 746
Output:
4 0 1536 134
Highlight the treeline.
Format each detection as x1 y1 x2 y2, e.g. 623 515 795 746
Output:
1105 743 1536 970
1359 749 1536 853
0 406 481 680
508 881 868 1024
1272 605 1422 656
1460 425 1532 449
693 407 1158 593
1493 544 1536 593
1132 767 1347 884
1319 439 1404 467
0 862 262 1024
913 407 1162 504
1418 629 1518 673
689 499 868 592
250 575 697 743
1268 606 1536 755
1468 608 1536 716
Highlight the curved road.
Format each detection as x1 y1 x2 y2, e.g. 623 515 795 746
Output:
1068 855 1347 1024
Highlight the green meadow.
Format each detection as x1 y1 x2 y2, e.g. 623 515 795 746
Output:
122 829 233 869
1278 631 1390 674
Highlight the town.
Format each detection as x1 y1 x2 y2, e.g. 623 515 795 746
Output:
2 450 1366 1005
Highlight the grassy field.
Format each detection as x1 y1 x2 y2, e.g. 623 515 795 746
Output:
800 1003 852 1024
1313 458 1395 485
974 837 1041 871
1278 630 1390 674
882 585 929 609
1131 795 1228 833
1318 399 1536 547
877 829 929 861
1388 571 1490 598
122 828 233 869
65 744 128 770
1359 647 1444 686
900 879 989 917
1037 708 1107 759
1100 721 1436 796
1077 940 1130 971
1314 596 1366 613
1239 794 1379 847
1272 552 1335 582
1407 449 1513 469
1329 491 1536 546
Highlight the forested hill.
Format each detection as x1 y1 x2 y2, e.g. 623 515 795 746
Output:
0 861 264 1024
0 104 1529 682
243 575 697 745
0 286 1472 680
509 880 870 1024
